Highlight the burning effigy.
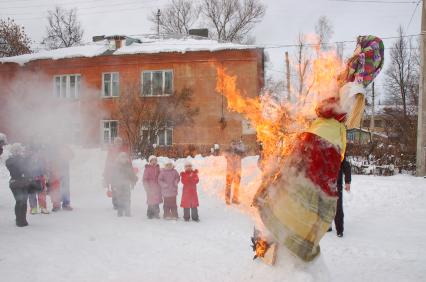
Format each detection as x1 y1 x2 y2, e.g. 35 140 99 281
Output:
217 35 384 264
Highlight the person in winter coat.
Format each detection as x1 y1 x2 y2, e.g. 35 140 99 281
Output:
58 144 74 211
27 144 49 214
224 139 245 205
180 161 200 222
110 152 138 217
143 155 162 219
329 157 351 237
5 143 31 227
103 137 129 210
158 160 180 220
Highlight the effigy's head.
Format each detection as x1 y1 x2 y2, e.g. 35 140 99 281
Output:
320 35 385 128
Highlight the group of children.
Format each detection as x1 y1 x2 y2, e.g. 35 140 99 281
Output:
106 151 200 222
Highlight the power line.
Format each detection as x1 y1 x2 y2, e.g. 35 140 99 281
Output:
261 33 424 49
329 0 418 3
0 0 156 10
0 0 158 17
407 0 422 29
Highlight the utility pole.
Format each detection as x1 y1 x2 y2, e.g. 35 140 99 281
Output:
156 9 161 36
370 82 375 142
417 0 426 176
285 51 291 101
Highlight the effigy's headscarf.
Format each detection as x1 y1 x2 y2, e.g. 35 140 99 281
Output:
346 35 385 87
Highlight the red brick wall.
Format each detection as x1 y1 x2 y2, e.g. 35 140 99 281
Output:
0 49 264 152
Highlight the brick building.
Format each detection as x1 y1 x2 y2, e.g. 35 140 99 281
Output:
0 34 264 154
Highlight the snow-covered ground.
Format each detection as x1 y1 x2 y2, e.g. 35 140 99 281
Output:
0 148 425 282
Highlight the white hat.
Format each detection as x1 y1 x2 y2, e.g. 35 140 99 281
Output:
164 158 174 166
148 155 157 162
184 160 193 167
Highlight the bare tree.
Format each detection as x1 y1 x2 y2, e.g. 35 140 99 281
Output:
384 26 419 117
42 7 84 50
314 16 334 51
0 18 31 57
200 0 265 43
294 33 313 102
116 84 199 157
149 0 200 35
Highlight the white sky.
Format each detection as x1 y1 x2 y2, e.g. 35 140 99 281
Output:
0 0 422 100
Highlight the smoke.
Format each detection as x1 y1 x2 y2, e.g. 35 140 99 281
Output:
0 70 106 147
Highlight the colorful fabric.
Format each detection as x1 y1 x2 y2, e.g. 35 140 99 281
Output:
346 35 384 87
258 132 341 261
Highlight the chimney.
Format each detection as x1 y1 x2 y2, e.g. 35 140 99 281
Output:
188 29 209 38
105 35 126 50
92 35 105 42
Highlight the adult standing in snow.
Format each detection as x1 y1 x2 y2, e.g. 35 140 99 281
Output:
27 143 49 214
158 159 180 220
5 143 31 227
224 139 245 205
142 155 162 219
103 137 129 210
58 144 74 210
333 156 351 237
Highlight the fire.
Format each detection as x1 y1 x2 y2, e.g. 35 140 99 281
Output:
213 47 345 205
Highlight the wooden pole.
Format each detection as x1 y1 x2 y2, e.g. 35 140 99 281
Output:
285 51 291 101
370 82 375 142
417 0 426 176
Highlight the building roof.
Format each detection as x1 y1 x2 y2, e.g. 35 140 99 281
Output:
0 34 259 66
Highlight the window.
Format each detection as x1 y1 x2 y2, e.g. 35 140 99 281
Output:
142 70 173 96
54 74 81 98
141 124 173 146
362 119 370 128
102 120 118 145
103 72 119 97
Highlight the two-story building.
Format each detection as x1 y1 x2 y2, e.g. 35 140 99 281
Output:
0 34 264 154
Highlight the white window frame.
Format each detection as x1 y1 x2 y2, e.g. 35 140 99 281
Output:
53 74 81 99
101 120 119 145
102 72 120 98
140 125 173 147
141 69 174 97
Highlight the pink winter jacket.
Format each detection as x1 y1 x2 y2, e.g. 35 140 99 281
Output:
158 168 180 198
142 164 162 205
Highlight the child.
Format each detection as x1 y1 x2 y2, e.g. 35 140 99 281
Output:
110 152 138 217
158 159 180 220
142 156 162 219
180 161 200 222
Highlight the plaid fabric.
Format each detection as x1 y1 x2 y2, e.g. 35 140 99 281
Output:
258 133 341 261
346 35 384 87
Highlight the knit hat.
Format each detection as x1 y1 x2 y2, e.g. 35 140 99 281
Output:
148 155 157 162
184 160 193 167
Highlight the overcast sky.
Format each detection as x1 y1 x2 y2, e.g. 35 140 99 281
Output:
0 0 422 100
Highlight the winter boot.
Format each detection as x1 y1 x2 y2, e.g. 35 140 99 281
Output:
117 210 124 217
40 208 50 214
52 207 61 212
30 207 38 215
62 205 73 211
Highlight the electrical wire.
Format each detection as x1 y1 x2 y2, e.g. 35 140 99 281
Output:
406 0 422 29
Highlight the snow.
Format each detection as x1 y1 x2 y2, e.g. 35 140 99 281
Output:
0 35 258 66
0 43 110 66
0 147 425 282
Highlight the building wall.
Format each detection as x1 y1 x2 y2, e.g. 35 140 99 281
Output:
0 49 264 152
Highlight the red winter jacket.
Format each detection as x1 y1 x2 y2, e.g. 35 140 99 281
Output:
180 170 199 208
